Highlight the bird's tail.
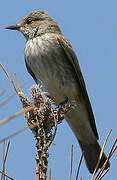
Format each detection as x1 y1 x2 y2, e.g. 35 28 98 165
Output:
78 140 110 173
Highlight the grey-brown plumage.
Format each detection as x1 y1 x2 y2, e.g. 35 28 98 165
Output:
6 11 110 173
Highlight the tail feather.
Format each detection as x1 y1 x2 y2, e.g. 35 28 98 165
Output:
78 140 110 173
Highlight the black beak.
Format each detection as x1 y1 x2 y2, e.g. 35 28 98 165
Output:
5 25 20 30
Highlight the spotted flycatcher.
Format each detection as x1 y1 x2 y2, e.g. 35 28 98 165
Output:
6 11 110 173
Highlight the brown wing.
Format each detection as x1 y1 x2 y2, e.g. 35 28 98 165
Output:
57 35 99 139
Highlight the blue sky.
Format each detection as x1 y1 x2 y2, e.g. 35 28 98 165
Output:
0 0 117 179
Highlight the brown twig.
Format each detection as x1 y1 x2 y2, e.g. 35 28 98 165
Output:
18 86 75 180
97 167 110 180
76 151 84 180
0 82 26 107
69 145 73 180
49 168 51 180
0 171 14 180
0 63 75 180
1 141 10 180
95 136 117 180
1 141 5 180
0 62 18 94
0 106 33 126
0 121 47 144
0 94 16 107
14 73 22 93
91 129 112 180
108 138 117 158
0 127 28 143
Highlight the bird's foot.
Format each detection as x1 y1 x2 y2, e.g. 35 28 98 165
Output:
57 98 75 120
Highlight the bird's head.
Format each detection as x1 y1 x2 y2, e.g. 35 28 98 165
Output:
6 11 61 40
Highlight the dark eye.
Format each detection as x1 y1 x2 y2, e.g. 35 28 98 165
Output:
26 19 32 24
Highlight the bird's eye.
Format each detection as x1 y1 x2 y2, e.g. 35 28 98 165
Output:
26 19 32 24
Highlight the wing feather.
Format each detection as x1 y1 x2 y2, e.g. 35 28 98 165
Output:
57 35 99 139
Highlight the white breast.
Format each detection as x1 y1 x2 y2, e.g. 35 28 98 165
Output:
24 34 79 104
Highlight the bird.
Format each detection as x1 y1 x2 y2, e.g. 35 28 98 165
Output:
6 11 110 173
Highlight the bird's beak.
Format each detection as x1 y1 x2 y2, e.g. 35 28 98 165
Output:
5 24 20 30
